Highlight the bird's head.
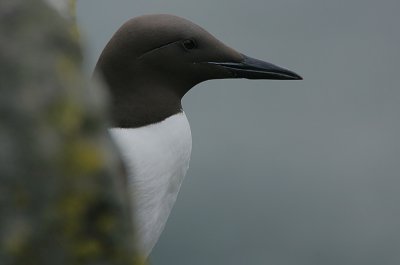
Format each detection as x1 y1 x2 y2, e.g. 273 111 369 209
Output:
94 14 302 127
95 14 301 97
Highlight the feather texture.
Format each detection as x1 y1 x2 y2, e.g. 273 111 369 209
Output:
109 112 192 256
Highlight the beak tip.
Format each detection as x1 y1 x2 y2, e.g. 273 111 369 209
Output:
292 73 303 80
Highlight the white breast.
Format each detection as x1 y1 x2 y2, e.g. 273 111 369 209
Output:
109 112 192 257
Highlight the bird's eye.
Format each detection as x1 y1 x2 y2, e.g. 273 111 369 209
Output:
182 39 197 50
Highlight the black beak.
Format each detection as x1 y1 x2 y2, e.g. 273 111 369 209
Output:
207 54 302 80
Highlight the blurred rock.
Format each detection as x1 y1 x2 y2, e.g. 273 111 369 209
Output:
0 0 141 264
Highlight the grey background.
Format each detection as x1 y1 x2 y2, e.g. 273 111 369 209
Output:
77 1 400 264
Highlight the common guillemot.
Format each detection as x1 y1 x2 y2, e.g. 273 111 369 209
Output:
94 14 302 257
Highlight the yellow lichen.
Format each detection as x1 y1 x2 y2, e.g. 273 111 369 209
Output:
56 55 80 88
63 139 104 175
96 214 117 233
50 101 82 134
2 221 31 256
14 187 30 208
61 195 86 219
68 0 76 17
75 239 101 258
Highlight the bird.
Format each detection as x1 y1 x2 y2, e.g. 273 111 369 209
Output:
94 14 302 258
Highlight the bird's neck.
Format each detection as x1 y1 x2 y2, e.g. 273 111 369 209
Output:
111 83 182 128
95 60 197 128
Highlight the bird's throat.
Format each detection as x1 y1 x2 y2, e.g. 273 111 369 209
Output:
110 86 183 128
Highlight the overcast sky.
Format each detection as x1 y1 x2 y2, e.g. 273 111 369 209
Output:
77 1 400 264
